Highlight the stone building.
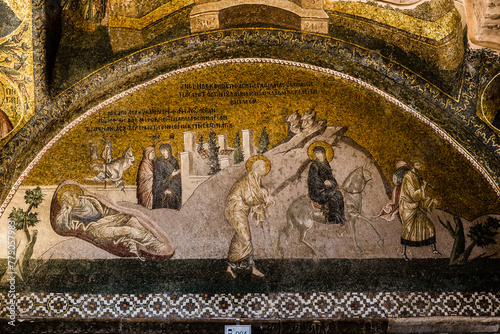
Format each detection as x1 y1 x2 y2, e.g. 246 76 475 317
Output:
180 130 256 202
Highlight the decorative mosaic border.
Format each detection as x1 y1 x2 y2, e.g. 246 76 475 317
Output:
1 57 499 217
2 292 499 319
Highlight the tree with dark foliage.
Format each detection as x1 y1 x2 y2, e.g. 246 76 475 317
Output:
233 132 244 164
438 215 500 265
257 127 270 154
208 129 220 175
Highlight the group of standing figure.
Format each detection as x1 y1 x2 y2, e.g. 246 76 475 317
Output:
136 144 182 210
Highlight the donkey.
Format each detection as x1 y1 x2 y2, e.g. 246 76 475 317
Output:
341 162 384 253
104 146 135 191
277 162 383 257
86 146 135 191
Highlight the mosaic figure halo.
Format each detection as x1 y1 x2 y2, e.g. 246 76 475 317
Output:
246 155 271 175
57 184 83 203
155 140 178 158
308 141 334 162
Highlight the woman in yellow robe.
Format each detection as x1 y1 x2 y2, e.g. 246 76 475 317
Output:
225 156 274 278
399 161 439 260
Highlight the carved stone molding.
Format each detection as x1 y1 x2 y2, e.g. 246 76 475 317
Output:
190 0 329 34
106 0 193 52
465 0 500 50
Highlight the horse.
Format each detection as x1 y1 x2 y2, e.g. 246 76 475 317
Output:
277 162 383 257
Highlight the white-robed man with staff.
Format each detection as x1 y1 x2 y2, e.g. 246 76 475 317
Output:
225 155 275 278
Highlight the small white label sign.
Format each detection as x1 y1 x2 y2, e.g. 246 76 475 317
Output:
225 324 251 334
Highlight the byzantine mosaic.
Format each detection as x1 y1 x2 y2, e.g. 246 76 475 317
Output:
1 0 500 328
0 0 35 147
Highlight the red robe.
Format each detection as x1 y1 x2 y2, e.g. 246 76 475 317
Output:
0 109 13 138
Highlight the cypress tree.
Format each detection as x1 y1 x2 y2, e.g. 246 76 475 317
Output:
208 129 220 175
233 132 244 164
257 127 270 154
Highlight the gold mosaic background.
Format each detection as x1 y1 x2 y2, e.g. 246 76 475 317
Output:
24 63 500 220
0 0 35 146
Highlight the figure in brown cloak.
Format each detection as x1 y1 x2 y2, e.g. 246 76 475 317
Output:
136 146 155 209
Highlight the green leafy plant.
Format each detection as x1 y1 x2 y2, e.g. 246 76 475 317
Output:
4 187 44 281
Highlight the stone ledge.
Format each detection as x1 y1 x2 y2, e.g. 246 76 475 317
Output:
1 317 499 333
388 317 500 333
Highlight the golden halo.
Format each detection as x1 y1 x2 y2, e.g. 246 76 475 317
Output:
246 155 271 175
155 140 178 158
308 141 334 162
57 184 83 204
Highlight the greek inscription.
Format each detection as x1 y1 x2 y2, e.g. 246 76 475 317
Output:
87 106 233 133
